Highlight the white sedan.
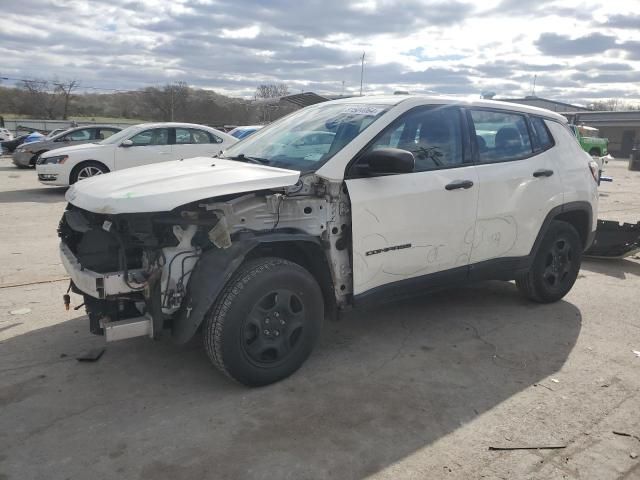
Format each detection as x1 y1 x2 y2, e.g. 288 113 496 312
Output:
36 122 237 186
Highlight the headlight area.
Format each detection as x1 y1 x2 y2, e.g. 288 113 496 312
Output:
58 205 218 339
37 154 68 165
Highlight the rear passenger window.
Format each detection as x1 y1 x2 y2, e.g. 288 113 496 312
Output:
470 110 533 163
175 128 221 144
366 106 464 172
530 117 554 151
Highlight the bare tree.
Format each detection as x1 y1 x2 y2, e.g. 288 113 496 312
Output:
142 82 189 121
254 83 289 122
19 79 59 118
254 83 289 100
53 79 79 120
586 98 640 111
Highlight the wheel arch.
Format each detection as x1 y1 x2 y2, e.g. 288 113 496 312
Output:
171 232 332 345
31 149 49 165
530 201 594 256
588 147 601 156
69 159 110 184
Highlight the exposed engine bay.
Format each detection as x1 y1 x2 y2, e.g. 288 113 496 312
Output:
58 174 353 343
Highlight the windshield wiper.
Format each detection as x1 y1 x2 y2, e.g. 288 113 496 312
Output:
224 154 270 165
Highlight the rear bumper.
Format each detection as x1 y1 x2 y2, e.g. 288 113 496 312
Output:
59 241 144 299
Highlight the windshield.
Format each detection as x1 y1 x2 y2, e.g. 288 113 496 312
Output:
99 125 142 145
222 103 390 171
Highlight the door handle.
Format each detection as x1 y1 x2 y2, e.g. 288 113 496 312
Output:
445 180 474 190
533 169 554 178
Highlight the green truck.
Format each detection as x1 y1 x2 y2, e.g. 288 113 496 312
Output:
569 124 608 156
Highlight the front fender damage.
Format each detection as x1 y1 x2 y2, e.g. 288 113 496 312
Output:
172 233 323 345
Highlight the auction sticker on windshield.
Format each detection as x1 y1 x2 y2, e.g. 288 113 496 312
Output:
341 105 386 116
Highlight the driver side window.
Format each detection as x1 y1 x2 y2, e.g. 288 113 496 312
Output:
364 107 464 172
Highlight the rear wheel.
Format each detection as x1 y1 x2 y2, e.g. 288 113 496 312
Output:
70 161 109 184
203 257 324 387
516 221 582 303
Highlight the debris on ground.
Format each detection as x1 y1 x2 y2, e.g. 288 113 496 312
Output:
76 348 105 362
489 445 567 451
631 452 638 459
613 431 640 442
633 350 640 358
9 307 31 315
551 378 560 383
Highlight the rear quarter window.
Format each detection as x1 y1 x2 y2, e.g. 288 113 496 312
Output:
530 117 555 151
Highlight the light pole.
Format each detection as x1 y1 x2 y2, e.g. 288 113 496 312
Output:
360 52 365 96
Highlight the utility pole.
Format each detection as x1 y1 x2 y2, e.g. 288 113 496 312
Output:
531 74 537 97
170 86 174 121
360 52 365 97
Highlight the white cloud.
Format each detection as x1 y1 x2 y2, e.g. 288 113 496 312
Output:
0 0 639 104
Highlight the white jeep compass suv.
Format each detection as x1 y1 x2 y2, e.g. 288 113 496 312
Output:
58 96 598 386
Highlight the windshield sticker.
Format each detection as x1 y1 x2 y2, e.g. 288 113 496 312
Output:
341 105 385 116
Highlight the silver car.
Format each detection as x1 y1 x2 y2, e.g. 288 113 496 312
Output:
12 125 122 168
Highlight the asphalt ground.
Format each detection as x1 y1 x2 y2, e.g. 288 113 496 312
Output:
1 156 639 480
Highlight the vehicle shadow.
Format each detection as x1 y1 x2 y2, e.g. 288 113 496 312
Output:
582 258 640 279
0 187 67 204
0 281 581 479
0 166 27 172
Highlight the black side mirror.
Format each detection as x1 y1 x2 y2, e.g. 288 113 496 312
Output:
360 148 415 175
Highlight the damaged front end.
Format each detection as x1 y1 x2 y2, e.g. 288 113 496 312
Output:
58 176 353 344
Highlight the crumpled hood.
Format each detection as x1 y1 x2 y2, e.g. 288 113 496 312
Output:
42 142 107 157
66 157 301 214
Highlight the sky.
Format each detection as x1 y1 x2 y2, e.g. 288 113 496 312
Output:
1 0 640 105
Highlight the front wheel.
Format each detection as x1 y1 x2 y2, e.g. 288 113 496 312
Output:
203 257 324 387
516 221 582 303
70 161 109 184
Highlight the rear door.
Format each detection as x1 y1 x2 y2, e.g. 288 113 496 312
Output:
173 127 226 159
115 127 172 170
346 105 479 297
466 109 564 270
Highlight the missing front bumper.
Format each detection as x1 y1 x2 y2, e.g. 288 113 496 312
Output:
584 220 640 259
59 242 145 299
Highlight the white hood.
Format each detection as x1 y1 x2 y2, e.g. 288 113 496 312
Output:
66 157 300 214
43 142 108 157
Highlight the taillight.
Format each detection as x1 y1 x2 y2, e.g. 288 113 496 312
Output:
589 160 600 184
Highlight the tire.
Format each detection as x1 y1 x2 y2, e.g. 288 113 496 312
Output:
589 148 601 157
70 161 109 184
516 220 582 303
203 257 324 387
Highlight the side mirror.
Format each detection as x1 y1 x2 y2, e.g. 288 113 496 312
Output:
121 139 133 147
360 148 415 175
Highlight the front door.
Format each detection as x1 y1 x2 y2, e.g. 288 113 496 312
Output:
115 127 172 170
345 106 478 297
